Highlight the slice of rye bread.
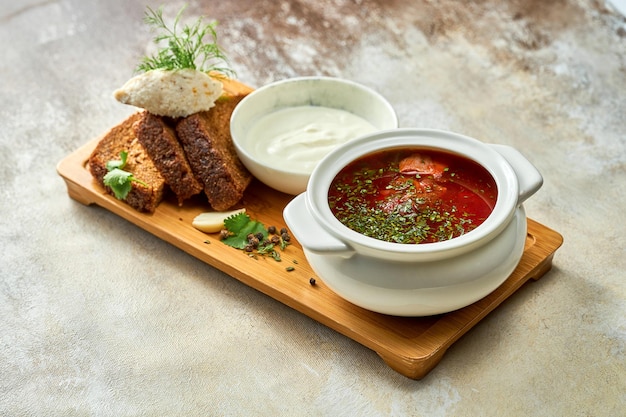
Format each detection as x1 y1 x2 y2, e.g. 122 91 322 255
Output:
88 112 166 213
134 111 203 205
176 94 252 211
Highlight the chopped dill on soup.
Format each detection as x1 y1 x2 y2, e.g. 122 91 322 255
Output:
327 148 497 244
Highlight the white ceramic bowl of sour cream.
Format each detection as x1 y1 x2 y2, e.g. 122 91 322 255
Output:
230 76 398 195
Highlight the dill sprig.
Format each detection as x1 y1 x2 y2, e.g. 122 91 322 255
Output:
136 5 235 77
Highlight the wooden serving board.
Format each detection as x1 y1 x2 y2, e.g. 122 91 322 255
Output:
56 105 563 381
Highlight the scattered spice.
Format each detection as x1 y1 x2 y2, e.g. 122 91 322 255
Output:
309 277 316 286
219 212 291 261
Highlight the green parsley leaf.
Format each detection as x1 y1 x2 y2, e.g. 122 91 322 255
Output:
222 213 267 249
105 150 128 171
103 169 134 200
223 212 252 234
102 151 148 200
220 212 291 262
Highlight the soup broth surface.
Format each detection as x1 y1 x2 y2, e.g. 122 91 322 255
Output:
328 148 497 244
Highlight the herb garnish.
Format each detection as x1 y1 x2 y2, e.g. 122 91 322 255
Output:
103 151 148 200
220 212 291 261
221 212 267 249
331 177 475 244
327 149 495 244
136 5 235 77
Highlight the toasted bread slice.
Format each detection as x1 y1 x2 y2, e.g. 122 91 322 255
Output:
134 111 203 205
88 113 166 213
176 94 252 211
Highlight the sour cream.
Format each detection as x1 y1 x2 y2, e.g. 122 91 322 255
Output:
246 106 377 173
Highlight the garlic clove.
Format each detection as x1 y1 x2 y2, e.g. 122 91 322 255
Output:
192 208 246 233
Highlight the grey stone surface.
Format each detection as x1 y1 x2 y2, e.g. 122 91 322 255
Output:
1 0 625 415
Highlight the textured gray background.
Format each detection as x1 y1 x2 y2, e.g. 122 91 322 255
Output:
1 0 625 416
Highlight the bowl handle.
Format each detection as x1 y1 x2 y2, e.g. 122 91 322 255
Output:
283 193 355 257
490 144 543 204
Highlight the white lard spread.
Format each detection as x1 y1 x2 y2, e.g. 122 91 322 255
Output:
113 69 223 118
247 106 377 173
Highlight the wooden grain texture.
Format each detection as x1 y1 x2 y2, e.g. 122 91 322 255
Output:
56 80 563 379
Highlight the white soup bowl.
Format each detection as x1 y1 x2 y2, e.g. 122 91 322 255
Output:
283 128 543 316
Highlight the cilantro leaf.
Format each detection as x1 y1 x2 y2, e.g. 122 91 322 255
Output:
223 212 252 234
106 151 128 171
103 151 148 200
103 168 134 199
219 212 291 262
222 213 267 249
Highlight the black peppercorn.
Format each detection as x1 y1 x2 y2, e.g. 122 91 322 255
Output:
309 277 316 285
267 225 277 234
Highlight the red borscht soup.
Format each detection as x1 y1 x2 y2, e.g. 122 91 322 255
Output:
328 148 497 244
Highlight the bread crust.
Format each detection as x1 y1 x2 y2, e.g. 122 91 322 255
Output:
134 111 203 205
88 84 253 213
88 113 166 213
176 95 252 211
